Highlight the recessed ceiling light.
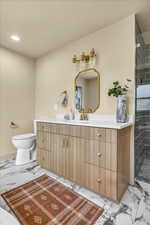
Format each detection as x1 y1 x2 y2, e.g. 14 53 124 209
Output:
10 35 21 42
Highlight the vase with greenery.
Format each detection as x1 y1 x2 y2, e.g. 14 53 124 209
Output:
108 79 131 123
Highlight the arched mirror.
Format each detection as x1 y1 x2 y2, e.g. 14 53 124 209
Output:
74 68 100 113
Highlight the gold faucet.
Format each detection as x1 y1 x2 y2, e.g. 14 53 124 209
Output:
80 109 88 120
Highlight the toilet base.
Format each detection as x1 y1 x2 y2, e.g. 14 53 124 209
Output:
16 148 31 165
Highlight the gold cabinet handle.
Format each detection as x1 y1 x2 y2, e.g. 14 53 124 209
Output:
66 138 68 148
66 137 69 148
96 132 102 137
62 136 70 148
97 153 102 157
62 137 66 148
97 178 102 183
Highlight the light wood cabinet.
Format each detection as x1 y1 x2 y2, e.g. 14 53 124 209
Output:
37 122 130 202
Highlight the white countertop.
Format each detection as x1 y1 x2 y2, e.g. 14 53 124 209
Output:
34 119 133 129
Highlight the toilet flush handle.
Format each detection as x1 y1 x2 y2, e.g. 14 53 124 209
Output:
10 121 18 128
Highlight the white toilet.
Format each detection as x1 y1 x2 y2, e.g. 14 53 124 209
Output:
12 133 36 165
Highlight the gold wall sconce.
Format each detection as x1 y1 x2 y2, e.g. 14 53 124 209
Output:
72 48 96 64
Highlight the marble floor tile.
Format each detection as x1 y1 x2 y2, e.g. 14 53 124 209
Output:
138 158 150 183
0 159 150 225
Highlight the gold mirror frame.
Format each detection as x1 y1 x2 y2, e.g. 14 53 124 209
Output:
74 68 100 113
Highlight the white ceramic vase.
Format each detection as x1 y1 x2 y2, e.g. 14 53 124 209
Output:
116 95 128 123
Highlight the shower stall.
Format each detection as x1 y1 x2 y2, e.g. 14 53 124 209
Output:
135 22 150 182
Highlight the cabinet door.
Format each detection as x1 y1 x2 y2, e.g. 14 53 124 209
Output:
63 136 74 181
37 150 52 170
71 137 85 185
37 131 51 151
37 131 45 149
48 134 64 176
48 134 74 180
37 133 62 174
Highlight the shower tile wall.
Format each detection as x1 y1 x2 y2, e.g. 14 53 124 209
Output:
135 22 146 175
135 22 150 178
141 45 150 161
145 45 150 65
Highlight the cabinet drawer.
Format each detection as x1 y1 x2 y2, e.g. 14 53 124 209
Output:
37 122 49 132
84 140 105 167
84 127 106 141
84 140 117 171
37 122 60 133
69 125 106 141
38 123 71 135
81 164 117 201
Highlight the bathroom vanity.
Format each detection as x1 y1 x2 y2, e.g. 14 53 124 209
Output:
36 120 131 202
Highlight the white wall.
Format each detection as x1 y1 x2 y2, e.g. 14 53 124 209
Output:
0 47 35 158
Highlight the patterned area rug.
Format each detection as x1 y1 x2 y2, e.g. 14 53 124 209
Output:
2 174 103 225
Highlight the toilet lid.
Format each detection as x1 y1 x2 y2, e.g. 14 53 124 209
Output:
12 133 36 140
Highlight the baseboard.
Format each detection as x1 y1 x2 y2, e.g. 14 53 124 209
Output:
0 152 16 161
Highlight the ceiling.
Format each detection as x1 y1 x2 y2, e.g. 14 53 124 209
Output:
0 0 150 58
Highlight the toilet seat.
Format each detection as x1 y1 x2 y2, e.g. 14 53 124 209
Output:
12 133 36 140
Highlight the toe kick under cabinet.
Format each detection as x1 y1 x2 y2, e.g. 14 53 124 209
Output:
36 122 130 202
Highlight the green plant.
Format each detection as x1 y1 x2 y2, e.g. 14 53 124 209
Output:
108 79 131 98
